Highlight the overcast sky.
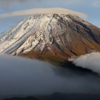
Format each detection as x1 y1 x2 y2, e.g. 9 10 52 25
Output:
0 0 100 33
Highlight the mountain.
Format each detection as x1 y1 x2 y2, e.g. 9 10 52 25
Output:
0 14 100 65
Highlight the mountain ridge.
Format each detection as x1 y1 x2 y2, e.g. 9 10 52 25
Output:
0 13 100 65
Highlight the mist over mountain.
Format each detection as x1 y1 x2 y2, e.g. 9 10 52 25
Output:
73 52 100 74
0 54 100 99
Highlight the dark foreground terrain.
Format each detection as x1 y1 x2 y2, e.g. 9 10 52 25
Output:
2 93 100 100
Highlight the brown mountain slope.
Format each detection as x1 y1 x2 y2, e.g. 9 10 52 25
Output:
0 14 100 65
18 14 100 65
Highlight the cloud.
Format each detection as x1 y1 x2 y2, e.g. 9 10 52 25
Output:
91 1 100 7
73 52 100 74
0 0 28 5
0 0 43 11
0 0 29 10
0 54 100 98
0 8 87 19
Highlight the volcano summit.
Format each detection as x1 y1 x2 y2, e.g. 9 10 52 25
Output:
0 12 100 65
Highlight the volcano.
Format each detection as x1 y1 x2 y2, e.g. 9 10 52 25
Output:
0 13 100 65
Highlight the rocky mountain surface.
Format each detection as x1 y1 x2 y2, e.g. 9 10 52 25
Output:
0 14 100 65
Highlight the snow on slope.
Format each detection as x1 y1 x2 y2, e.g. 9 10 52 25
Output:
0 14 66 54
0 13 91 56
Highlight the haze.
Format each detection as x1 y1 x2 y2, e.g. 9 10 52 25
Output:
0 54 100 97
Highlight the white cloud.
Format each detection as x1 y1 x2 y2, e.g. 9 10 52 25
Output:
0 8 87 19
73 52 100 74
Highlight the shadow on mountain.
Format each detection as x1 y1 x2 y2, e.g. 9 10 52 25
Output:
64 61 98 75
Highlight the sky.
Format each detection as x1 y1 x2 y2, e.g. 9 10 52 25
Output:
0 0 100 33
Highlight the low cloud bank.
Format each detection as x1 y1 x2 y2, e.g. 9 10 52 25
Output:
0 54 100 97
73 52 100 74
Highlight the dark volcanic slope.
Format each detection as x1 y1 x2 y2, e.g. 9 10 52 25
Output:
0 14 100 65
